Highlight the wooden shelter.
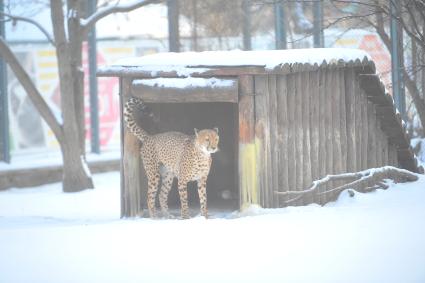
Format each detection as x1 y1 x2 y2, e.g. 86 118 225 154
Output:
98 49 422 218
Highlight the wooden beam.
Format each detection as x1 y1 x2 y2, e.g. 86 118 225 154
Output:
131 78 238 103
97 61 376 79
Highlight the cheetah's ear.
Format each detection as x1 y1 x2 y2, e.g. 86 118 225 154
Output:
194 128 199 137
213 127 219 134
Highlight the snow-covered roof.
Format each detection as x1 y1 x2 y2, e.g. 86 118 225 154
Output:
98 48 374 78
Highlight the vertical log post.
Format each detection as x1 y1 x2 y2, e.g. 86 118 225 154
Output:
254 75 272 207
121 78 144 218
354 76 363 171
302 71 312 204
332 69 342 180
361 90 369 170
310 70 320 204
339 69 348 175
238 75 258 209
318 68 327 205
367 102 377 168
276 75 289 205
324 68 334 202
287 73 297 203
268 75 279 207
345 68 357 173
295 71 304 205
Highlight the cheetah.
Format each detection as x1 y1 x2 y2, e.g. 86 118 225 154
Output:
124 97 219 219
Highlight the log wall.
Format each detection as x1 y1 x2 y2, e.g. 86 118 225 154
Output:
244 67 416 208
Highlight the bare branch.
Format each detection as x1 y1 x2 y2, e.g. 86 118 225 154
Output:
0 12 55 46
81 0 162 34
0 36 64 145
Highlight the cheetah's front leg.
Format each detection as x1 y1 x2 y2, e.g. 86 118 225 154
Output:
177 180 190 219
197 177 208 218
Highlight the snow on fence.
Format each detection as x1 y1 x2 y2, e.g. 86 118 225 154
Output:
98 49 422 217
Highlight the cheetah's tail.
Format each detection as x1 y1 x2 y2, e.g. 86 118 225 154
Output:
123 97 150 142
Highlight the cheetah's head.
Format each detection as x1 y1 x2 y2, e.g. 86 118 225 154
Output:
194 128 220 155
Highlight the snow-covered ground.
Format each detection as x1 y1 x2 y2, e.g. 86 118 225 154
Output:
1 171 425 283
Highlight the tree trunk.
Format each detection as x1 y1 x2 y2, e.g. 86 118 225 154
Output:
51 0 93 192
62 143 94 192
68 0 86 156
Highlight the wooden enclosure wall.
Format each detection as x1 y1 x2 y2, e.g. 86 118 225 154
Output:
239 67 400 209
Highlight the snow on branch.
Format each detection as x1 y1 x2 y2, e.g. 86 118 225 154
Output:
0 12 55 46
275 166 419 205
81 0 162 32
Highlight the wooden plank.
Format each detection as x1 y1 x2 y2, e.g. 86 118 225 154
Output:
121 78 144 218
345 69 357 173
324 68 334 202
277 75 289 206
238 75 259 210
388 143 398 167
382 132 389 166
376 119 383 166
302 71 312 204
354 75 362 171
332 69 343 176
367 102 377 168
287 73 296 205
268 75 279 207
131 78 238 103
339 69 348 175
295 72 304 205
309 70 320 204
361 89 369 170
318 68 327 205
254 75 271 208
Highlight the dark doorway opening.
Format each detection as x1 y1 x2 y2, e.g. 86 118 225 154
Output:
143 102 239 215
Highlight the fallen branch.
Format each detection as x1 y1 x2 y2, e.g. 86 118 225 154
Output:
275 166 419 205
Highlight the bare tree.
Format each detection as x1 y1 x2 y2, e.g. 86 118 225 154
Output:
327 0 425 135
180 0 274 50
0 0 161 192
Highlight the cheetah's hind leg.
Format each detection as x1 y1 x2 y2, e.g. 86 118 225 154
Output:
158 170 175 219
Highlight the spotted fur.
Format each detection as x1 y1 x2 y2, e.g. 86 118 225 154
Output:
124 97 219 219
